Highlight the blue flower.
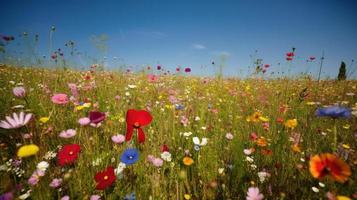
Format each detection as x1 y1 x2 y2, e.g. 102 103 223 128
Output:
120 148 139 165
315 106 351 118
175 104 184 110
124 192 135 200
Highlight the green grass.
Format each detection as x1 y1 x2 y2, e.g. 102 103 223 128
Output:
0 65 356 199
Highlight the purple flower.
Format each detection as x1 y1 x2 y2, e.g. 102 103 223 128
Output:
13 87 26 98
0 112 32 129
246 187 264 200
315 106 351 119
49 178 62 188
28 175 39 186
0 192 13 200
89 111 106 124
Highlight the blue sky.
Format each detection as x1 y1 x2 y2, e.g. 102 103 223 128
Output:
1 0 357 78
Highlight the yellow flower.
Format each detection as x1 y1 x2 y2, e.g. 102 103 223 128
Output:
75 105 85 111
17 144 39 158
39 117 49 123
291 144 301 153
183 157 194 166
342 124 350 129
284 119 298 129
342 144 350 149
184 194 191 200
306 102 316 105
337 196 351 200
246 112 268 122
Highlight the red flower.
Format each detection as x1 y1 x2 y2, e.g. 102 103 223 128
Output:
125 109 153 143
160 144 170 152
286 52 294 57
286 57 293 61
58 144 81 166
264 64 270 68
94 166 116 190
184 67 191 73
250 132 258 141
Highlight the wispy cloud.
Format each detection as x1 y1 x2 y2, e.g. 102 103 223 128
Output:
192 43 206 50
132 30 167 39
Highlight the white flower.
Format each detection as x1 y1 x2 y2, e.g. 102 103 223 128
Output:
195 116 200 121
181 132 192 137
193 137 208 146
161 151 172 162
114 162 126 175
243 149 253 155
312 186 319 193
246 156 254 163
257 171 270 183
318 182 325 187
37 161 49 172
128 84 137 89
125 92 130 96
0 112 32 129
18 190 31 199
218 168 224 174
43 151 57 160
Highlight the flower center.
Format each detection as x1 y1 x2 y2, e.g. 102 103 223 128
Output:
129 156 133 160
133 122 140 128
104 175 108 180
69 151 73 155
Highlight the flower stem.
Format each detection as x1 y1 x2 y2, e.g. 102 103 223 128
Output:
333 119 337 152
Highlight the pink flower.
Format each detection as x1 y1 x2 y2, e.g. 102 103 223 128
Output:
184 67 191 73
147 155 155 162
147 74 159 83
13 87 26 98
225 133 234 140
89 111 106 124
152 158 163 167
169 95 178 104
111 134 125 144
78 117 90 126
90 195 101 200
246 187 264 200
180 116 189 126
0 112 32 129
51 94 69 105
28 174 39 186
61 196 70 200
59 129 76 138
68 83 79 99
49 178 62 188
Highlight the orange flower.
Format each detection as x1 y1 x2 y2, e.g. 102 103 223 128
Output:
183 157 194 166
309 153 351 183
256 137 268 147
291 144 301 153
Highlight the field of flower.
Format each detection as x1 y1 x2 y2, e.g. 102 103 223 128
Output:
0 65 356 200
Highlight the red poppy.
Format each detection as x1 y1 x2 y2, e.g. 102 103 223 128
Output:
58 144 81 166
286 52 294 57
125 109 153 143
250 132 258 141
160 144 170 152
309 153 351 183
94 166 116 190
184 67 191 73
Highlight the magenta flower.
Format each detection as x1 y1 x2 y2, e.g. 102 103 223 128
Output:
51 94 69 105
184 67 191 73
59 129 76 138
89 111 106 124
0 112 32 129
78 117 90 126
246 187 264 200
111 134 125 144
13 87 26 98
